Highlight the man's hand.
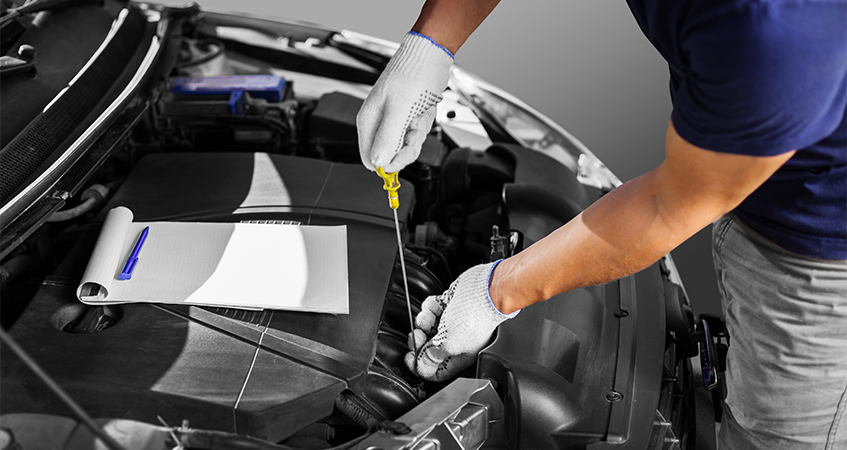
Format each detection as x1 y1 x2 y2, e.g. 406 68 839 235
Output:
357 0 500 172
404 261 518 382
356 32 453 173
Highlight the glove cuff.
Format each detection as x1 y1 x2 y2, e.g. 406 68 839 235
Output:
385 32 454 82
485 260 520 320
408 31 454 59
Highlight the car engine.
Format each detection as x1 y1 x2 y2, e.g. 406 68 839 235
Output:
0 3 718 449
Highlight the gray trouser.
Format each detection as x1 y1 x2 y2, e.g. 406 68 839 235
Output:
713 214 847 450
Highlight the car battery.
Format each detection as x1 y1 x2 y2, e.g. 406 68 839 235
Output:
160 75 291 116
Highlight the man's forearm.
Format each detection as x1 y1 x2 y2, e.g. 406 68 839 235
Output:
489 120 794 314
412 0 500 54
490 168 692 314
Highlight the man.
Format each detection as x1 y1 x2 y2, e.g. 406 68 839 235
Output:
356 1 846 448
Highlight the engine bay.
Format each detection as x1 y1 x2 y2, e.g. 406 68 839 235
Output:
0 4 711 449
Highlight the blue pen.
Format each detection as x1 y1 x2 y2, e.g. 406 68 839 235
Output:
119 226 149 281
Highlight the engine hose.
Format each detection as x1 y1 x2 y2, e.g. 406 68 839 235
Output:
334 390 383 432
177 38 225 67
47 183 110 222
47 196 97 222
406 244 453 281
393 257 445 302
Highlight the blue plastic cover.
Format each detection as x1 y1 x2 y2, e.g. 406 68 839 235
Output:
171 75 287 102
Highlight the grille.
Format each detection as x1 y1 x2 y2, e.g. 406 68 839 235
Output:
0 7 146 206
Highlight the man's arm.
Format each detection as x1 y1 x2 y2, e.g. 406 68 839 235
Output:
489 119 795 314
412 0 500 55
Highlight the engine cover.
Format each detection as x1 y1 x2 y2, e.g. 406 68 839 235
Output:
0 152 414 441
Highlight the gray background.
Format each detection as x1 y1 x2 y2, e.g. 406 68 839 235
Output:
191 0 721 316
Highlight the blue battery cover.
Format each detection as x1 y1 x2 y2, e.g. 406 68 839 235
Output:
171 75 288 102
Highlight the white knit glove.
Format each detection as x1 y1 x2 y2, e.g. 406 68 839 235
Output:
404 261 519 382
357 31 454 172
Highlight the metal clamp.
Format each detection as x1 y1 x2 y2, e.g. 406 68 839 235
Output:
352 378 506 450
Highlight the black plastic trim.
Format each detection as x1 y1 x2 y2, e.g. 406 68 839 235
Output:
0 5 186 259
0 5 147 206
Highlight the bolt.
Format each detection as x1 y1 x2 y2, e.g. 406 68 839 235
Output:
605 391 623 403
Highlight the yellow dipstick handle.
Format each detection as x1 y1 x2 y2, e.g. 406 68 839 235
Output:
375 167 400 210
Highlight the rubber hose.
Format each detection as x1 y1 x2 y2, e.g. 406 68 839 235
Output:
47 184 109 222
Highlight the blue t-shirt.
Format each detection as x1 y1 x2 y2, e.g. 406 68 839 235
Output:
626 0 847 260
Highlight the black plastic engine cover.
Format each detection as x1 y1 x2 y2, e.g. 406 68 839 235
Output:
306 92 362 163
479 269 666 449
477 143 667 449
0 153 414 441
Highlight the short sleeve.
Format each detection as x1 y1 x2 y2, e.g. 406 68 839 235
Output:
671 2 846 156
